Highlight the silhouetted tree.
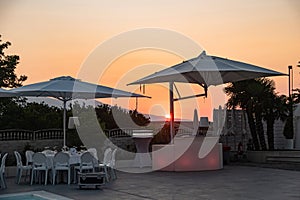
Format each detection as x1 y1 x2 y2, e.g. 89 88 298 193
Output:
0 101 63 130
0 35 27 88
225 80 260 150
0 35 28 129
225 78 285 150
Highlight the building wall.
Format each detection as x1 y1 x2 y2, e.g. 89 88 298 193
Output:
213 108 286 150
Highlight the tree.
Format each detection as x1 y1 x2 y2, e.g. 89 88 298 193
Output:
225 78 282 150
0 35 28 129
0 101 63 130
251 78 283 151
72 102 150 131
225 79 260 150
0 35 27 88
282 91 299 139
263 94 288 149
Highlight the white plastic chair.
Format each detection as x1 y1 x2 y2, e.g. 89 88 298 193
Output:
109 149 117 180
74 152 96 183
14 151 32 184
87 148 99 161
25 150 34 166
31 153 50 185
99 148 112 182
0 153 8 189
52 152 71 185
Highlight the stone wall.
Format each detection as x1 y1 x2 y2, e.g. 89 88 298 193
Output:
0 136 138 166
214 108 286 150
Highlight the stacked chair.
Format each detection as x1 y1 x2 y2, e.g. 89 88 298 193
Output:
14 151 32 184
25 150 34 166
109 148 117 180
98 148 118 182
99 148 112 182
0 153 8 189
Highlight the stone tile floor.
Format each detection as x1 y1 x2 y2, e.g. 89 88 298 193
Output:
1 165 300 200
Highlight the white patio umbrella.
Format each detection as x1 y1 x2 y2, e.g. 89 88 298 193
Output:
129 51 286 141
11 76 149 147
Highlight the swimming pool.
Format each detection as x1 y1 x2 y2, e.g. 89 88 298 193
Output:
0 194 46 200
0 191 72 200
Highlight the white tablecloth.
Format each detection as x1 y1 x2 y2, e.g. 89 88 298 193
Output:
43 152 82 167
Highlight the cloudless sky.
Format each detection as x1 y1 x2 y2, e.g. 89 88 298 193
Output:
1 0 299 120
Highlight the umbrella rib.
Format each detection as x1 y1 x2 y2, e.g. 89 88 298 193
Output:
174 84 207 101
173 83 181 99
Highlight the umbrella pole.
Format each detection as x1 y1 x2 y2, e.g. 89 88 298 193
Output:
169 82 174 144
63 100 67 148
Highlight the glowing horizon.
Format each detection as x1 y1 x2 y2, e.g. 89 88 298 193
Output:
1 0 299 121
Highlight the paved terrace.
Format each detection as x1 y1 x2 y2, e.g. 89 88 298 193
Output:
1 165 300 200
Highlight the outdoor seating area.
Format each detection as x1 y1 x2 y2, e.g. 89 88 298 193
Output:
1 1 300 198
0 147 117 189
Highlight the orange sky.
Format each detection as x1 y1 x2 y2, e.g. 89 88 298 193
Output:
1 0 300 120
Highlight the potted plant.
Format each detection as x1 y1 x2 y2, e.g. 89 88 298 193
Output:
283 114 294 149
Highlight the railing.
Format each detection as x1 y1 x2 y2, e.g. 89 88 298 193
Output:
104 127 194 138
34 129 63 140
105 128 134 138
176 128 193 135
0 129 63 141
0 129 34 141
0 127 194 141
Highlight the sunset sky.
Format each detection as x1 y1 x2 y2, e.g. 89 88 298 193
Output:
1 0 300 120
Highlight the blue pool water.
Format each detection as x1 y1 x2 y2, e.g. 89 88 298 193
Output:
0 194 47 200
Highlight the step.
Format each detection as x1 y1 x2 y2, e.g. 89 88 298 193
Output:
266 156 300 163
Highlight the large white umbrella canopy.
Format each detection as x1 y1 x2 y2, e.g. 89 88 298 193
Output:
11 76 147 99
129 51 286 141
11 76 149 147
130 51 285 86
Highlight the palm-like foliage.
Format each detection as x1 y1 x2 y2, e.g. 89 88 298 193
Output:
225 78 285 150
263 94 288 149
225 79 260 150
282 91 299 139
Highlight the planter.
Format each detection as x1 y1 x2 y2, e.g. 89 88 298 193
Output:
247 150 300 163
223 146 231 164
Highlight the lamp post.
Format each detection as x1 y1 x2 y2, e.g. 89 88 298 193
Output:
288 65 293 99
288 66 294 146
292 61 300 93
